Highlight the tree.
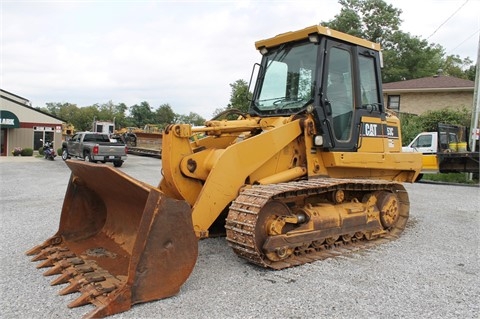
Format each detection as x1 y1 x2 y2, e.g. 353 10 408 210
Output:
227 79 251 113
400 107 472 145
442 55 474 79
111 102 131 129
211 107 228 119
75 106 101 131
321 0 475 83
175 112 206 126
213 79 252 119
129 101 153 128
154 104 176 128
321 0 402 45
419 107 471 132
39 102 77 119
382 32 444 82
465 64 476 81
56 103 80 123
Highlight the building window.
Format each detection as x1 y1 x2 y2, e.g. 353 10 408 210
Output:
33 126 54 150
387 95 400 110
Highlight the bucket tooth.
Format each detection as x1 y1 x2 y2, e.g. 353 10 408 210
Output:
36 249 76 269
36 258 55 269
84 274 106 283
44 257 86 277
58 269 107 295
26 236 63 256
50 272 72 286
68 291 93 308
31 253 48 262
52 250 76 260
59 279 85 295
75 265 95 274
30 249 51 262
25 243 49 256
50 264 94 286
69 257 85 266
68 280 117 309
30 246 65 261
93 282 117 295
43 263 63 276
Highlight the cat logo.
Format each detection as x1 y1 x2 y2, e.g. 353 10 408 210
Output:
364 123 378 136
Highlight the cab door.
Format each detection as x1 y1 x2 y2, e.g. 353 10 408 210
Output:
405 133 439 173
322 41 356 150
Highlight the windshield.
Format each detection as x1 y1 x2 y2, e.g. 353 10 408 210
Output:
253 41 318 115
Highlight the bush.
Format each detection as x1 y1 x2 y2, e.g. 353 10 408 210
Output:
11 147 23 156
57 148 63 156
38 146 44 156
21 148 33 156
422 172 478 184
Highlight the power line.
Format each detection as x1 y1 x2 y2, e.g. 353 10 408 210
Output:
448 28 480 56
426 0 469 40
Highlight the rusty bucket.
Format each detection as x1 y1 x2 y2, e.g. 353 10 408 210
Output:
26 160 198 318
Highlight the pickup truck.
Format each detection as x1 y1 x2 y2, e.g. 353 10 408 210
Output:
61 131 127 167
402 124 479 177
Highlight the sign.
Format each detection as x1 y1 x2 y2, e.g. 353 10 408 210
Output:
0 110 20 128
472 128 479 141
361 122 399 139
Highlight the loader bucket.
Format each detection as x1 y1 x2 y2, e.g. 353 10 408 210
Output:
26 160 198 318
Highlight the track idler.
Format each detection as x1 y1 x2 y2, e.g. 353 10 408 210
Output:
26 160 198 318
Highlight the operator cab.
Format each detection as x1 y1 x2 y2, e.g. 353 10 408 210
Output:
250 25 384 152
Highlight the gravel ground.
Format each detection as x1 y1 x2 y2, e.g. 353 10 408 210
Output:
0 155 478 319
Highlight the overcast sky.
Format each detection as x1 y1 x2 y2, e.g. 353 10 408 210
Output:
2 0 479 119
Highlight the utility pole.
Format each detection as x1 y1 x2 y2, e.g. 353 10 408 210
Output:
467 34 479 181
469 33 479 153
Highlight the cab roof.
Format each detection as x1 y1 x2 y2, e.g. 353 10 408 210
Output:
255 25 381 52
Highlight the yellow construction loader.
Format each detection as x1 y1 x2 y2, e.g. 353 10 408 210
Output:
26 25 422 318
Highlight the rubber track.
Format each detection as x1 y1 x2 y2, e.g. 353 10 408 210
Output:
225 178 408 270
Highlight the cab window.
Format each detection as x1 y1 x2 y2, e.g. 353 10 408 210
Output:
326 47 354 141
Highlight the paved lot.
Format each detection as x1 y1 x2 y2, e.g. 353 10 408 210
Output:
0 155 479 319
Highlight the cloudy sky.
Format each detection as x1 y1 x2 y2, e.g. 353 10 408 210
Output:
2 0 479 119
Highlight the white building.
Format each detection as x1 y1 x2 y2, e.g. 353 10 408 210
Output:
0 89 64 156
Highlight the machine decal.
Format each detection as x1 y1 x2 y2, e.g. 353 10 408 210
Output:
361 123 399 139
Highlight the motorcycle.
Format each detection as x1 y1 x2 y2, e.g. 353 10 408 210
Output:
41 139 56 160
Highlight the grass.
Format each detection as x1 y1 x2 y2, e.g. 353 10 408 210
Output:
421 172 479 185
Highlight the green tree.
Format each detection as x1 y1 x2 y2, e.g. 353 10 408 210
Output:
400 107 472 145
75 106 101 131
399 113 423 145
227 79 251 113
176 112 206 126
56 103 80 123
42 102 62 117
321 0 475 83
112 102 131 129
129 101 153 128
39 102 78 119
154 104 176 128
382 32 444 82
321 0 402 45
211 107 227 119
213 79 252 119
465 64 476 81
442 55 474 79
419 107 471 132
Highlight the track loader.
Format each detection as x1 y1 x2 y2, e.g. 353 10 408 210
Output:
26 25 422 318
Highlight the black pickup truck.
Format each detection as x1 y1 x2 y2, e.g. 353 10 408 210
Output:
61 132 127 167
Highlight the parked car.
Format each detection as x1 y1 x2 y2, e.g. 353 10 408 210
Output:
62 132 127 167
